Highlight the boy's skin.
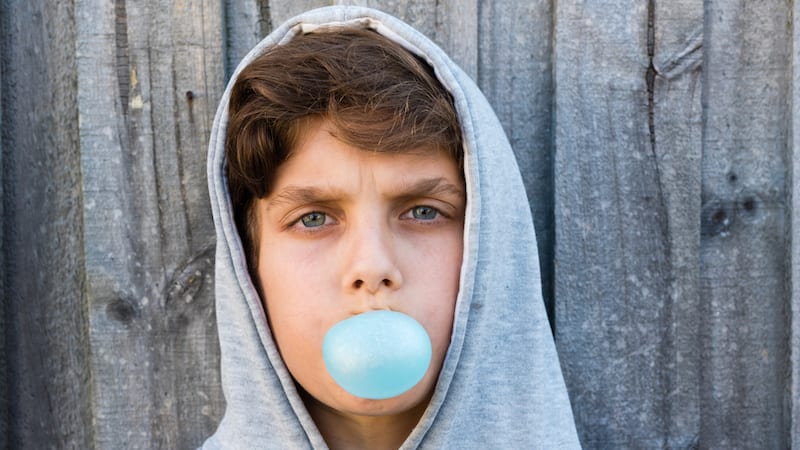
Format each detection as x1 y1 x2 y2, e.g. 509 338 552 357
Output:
253 118 466 450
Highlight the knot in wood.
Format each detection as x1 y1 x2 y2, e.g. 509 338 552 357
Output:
736 190 761 222
701 198 734 238
106 297 138 324
164 244 215 328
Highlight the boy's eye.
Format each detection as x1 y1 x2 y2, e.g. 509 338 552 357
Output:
410 205 439 220
300 212 327 228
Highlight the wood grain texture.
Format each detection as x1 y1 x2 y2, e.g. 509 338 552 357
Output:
476 0 555 319
793 1 800 446
76 0 223 447
700 1 791 447
652 1 703 447
553 1 675 447
1 0 92 448
794 3 800 448
428 0 478 81
224 0 270 81
0 4 6 447
555 1 794 447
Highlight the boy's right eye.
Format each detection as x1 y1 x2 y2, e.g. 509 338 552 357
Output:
299 211 327 228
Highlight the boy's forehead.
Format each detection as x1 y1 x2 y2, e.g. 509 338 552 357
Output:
285 118 460 174
296 117 458 161
265 122 464 204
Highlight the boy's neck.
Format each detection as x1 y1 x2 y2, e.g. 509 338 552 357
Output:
300 388 430 450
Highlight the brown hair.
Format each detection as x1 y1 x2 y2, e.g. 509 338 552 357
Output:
226 27 463 272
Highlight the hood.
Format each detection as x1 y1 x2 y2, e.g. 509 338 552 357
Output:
203 6 580 449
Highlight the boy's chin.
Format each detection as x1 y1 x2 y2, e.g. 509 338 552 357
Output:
342 383 434 417
298 377 435 418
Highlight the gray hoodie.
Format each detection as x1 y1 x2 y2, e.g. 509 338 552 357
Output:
203 6 580 449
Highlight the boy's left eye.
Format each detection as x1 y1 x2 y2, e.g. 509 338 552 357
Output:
408 205 439 220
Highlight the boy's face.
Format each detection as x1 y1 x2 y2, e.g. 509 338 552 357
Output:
254 119 465 418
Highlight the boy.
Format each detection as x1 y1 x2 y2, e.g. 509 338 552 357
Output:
204 6 579 449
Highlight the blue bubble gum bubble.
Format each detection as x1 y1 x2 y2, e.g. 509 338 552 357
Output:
322 310 432 400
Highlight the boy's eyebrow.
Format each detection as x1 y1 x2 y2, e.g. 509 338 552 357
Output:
396 177 465 201
266 186 340 209
266 177 465 208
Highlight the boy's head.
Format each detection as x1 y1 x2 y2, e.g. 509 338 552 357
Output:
224 27 465 439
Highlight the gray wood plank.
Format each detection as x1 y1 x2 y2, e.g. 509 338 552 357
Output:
155 0 225 444
1 0 92 448
652 2 704 447
77 1 157 446
699 1 791 447
793 3 800 448
224 0 270 81
0 4 6 447
553 1 674 447
430 0 478 81
76 0 223 447
477 0 555 319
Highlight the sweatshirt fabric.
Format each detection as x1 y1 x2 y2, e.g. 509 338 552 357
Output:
203 6 581 449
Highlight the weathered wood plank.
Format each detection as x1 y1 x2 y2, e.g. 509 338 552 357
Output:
76 0 223 447
76 2 149 446
652 1 704 447
225 0 270 80
553 1 674 447
153 0 224 444
477 0 555 319
0 4 6 446
699 1 791 447
1 0 92 448
793 2 800 447
429 0 478 81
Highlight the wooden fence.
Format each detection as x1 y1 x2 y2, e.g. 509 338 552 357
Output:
1 0 797 448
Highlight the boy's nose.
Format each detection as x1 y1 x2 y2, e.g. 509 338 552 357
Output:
341 221 403 296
